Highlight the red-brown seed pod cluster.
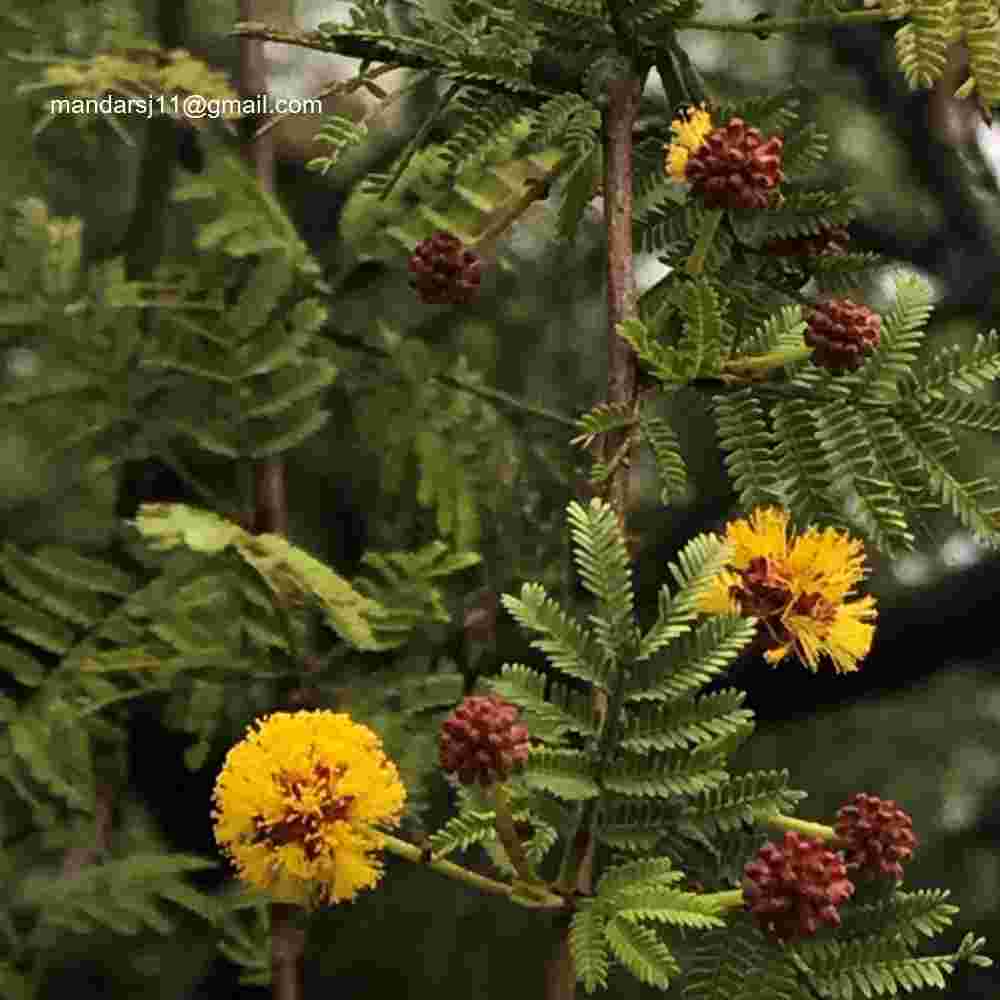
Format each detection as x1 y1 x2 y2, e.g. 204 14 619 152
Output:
743 831 855 941
765 225 850 258
805 298 881 374
685 117 785 211
834 792 918 881
439 695 530 787
408 231 482 305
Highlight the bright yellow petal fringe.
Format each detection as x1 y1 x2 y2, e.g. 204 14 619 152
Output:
664 104 714 182
700 506 877 674
212 710 406 906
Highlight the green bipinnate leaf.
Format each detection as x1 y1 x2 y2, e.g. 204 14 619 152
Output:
132 503 385 651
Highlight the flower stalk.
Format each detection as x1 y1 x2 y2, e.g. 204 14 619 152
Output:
765 813 838 843
380 834 567 908
490 783 540 883
721 346 811 379
238 8 296 1000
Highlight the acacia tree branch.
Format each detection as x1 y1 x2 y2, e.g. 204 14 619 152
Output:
232 21 585 101
237 3 300 999
544 63 644 1000
320 323 577 429
675 9 904 34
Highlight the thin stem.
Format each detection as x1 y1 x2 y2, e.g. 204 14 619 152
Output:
321 325 579 430
601 77 642 534
380 833 567 908
377 80 462 201
253 63 400 140
270 903 306 1000
254 457 289 536
701 888 745 911
231 22 572 105
548 71 643 1000
721 345 812 378
490 784 539 883
238 5 300 999
468 176 553 258
435 371 579 430
675 9 904 34
765 813 839 843
233 22 473 72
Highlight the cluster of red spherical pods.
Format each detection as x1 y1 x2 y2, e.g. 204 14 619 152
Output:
744 793 918 941
439 696 918 943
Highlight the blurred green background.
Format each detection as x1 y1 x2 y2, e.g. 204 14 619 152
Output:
2 0 1000 997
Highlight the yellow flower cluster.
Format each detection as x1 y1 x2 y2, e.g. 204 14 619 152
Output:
700 506 877 674
212 711 406 906
664 103 714 182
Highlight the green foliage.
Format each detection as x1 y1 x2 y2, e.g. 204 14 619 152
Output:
681 919 804 1000
331 660 467 821
487 494 990 993
678 275 1000 557
132 502 385 651
771 397 840 527
712 388 783 512
0 540 141 822
566 497 636 661
428 803 499 855
491 663 599 740
307 115 370 176
572 898 612 993
674 770 807 838
618 689 754 753
678 886 978 1000
513 92 601 241
490 500 785 988
634 531 735 664
501 581 608 687
789 934 957 997
6 0 1000 997
630 615 758 704
0 153 338 469
350 335 519 547
895 0 959 91
441 90 525 177
428 783 561 874
639 410 690 505
15 852 218 936
522 746 601 800
841 888 958 947
619 279 728 387
738 305 806 359
353 541 482 649
69 547 294 769
604 917 680 989
959 0 1000 106
215 887 272 987
338 122 572 270
572 858 723 994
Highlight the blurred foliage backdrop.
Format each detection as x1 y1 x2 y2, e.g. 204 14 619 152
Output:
2 0 1000 997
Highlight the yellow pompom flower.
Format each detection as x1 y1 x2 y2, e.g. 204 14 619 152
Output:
212 710 406 906
700 507 877 674
664 103 715 182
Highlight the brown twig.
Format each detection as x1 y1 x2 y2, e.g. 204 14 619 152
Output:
544 71 643 1000
237 3 301 998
